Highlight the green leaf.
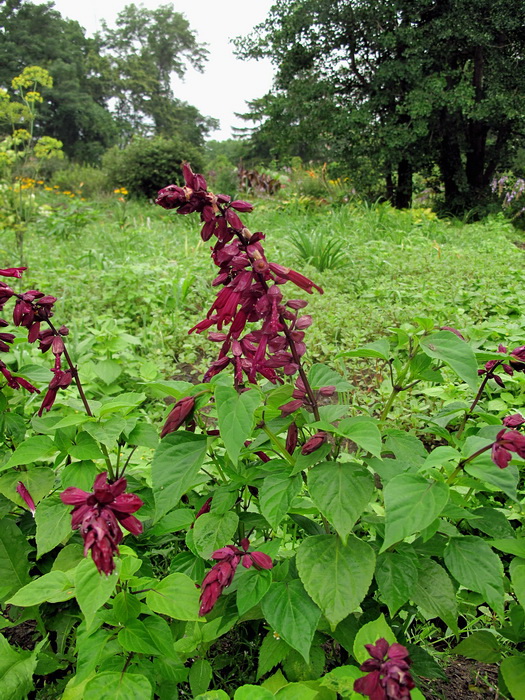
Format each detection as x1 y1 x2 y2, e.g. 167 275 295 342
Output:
375 547 419 616
35 494 71 557
75 557 120 630
319 665 362 697
145 573 200 620
98 392 146 417
444 536 504 617
126 422 159 449
193 511 239 559
112 591 141 623
60 460 98 492
7 571 74 606
0 520 31 601
189 659 212 697
84 417 127 448
195 692 230 700
52 544 84 572
336 339 390 360
152 431 207 521
297 535 375 629
216 386 261 464
453 631 501 663
237 568 272 616
0 467 55 508
501 656 525 700
420 331 478 390
307 363 352 391
308 461 374 544
261 580 321 663
93 359 122 386
234 687 274 700
149 508 195 536
510 558 525 610
1 435 56 470
353 614 396 664
68 432 105 460
259 474 302 530
275 683 318 700
118 619 165 656
257 631 292 680
84 672 152 700
411 559 458 634
465 461 519 501
335 418 382 457
382 474 449 551
0 633 38 700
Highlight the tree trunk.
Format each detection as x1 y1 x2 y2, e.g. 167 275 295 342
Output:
439 111 466 214
385 171 395 204
394 159 412 209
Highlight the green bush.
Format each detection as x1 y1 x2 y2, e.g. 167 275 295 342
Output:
51 163 110 198
102 136 204 198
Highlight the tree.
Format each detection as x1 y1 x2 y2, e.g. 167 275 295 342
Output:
0 0 117 161
99 3 217 144
237 0 525 211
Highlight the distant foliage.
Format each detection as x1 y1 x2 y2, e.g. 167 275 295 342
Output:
102 136 203 198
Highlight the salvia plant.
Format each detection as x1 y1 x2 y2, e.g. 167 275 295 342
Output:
1 163 525 699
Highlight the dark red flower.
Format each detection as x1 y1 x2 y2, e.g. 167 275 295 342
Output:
510 345 525 372
0 361 39 393
286 422 298 454
354 638 415 700
440 326 465 340
60 472 143 575
191 497 212 528
16 481 36 515
301 431 328 455
491 429 525 469
199 539 273 616
38 369 72 416
160 395 195 437
0 267 26 278
503 413 525 428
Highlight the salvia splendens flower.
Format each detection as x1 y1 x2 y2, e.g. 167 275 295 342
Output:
16 481 36 515
60 472 143 575
199 538 273 616
160 395 195 437
190 496 212 528
301 431 328 455
491 429 525 469
156 163 323 387
354 638 415 700
503 413 525 428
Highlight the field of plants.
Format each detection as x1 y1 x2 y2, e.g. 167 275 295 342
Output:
1 166 525 700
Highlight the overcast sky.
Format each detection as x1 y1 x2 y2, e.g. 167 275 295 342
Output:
50 0 276 140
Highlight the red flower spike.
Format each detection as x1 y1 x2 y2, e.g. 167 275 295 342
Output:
60 472 143 575
491 429 525 469
503 413 525 428
199 539 273 616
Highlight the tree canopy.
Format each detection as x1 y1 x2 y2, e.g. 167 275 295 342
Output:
237 0 525 211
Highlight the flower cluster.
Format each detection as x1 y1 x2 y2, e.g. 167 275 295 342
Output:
279 375 336 415
354 638 415 700
156 163 323 387
492 421 525 469
199 538 273 616
0 266 72 413
60 472 143 575
478 344 525 387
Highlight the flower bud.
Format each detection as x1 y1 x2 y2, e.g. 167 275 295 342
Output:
286 422 298 454
301 431 327 455
160 396 196 438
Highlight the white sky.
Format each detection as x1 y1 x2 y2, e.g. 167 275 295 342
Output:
50 0 276 140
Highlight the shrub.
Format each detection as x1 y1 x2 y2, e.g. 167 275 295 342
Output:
102 136 204 198
50 163 110 198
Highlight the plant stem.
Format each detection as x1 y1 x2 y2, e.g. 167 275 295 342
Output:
456 370 495 440
45 318 115 479
446 443 493 484
261 424 295 466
